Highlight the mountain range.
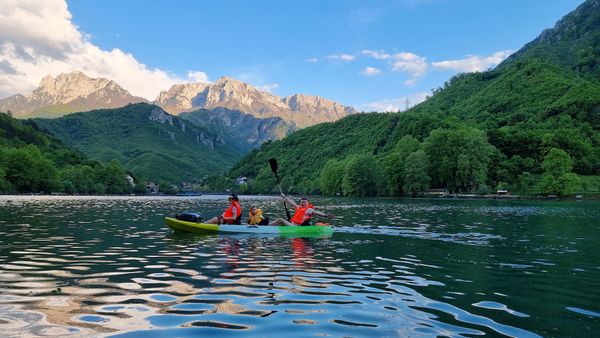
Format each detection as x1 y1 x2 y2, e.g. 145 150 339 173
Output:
0 72 355 128
157 77 355 127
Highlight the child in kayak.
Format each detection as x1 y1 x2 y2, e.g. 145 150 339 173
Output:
270 194 334 226
248 205 269 225
205 194 242 224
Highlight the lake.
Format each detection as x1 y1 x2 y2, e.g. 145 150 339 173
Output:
0 195 598 337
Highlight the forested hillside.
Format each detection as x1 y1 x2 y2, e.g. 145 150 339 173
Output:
34 103 243 183
222 0 600 197
0 112 133 194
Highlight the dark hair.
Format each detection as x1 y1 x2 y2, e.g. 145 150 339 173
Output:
300 197 308 201
229 194 239 201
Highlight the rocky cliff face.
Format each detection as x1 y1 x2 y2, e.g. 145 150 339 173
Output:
0 71 147 117
180 107 295 151
157 77 356 127
155 82 210 113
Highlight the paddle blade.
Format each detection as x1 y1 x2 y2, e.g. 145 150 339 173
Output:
269 158 278 173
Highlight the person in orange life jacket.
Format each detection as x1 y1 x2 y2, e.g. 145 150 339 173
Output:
205 194 242 224
269 193 334 226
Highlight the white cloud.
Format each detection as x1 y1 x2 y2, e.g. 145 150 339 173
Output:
390 52 428 86
361 49 390 60
403 78 419 86
306 57 318 63
361 92 429 112
326 53 356 61
255 83 279 93
391 52 428 77
361 66 381 76
0 0 207 100
186 71 210 83
432 50 513 72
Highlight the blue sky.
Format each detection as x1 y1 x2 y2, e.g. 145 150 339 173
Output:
0 0 585 111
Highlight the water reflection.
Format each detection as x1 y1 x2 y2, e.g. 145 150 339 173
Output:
0 196 598 337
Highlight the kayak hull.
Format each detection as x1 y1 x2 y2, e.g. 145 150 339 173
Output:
164 217 333 235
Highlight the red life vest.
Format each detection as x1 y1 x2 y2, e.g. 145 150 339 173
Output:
223 201 241 224
291 204 314 225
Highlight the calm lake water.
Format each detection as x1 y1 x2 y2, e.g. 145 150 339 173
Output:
0 195 598 337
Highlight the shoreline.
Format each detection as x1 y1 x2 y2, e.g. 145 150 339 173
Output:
0 193 598 201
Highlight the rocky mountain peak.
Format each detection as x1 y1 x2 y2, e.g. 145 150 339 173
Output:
34 71 113 104
215 76 238 84
156 82 210 111
0 71 147 117
156 77 355 127
213 76 257 94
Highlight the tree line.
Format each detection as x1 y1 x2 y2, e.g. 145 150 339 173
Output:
0 112 145 194
218 123 581 197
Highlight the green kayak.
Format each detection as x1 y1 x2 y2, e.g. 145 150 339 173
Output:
164 217 334 235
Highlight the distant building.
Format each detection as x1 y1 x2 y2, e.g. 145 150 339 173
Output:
236 176 248 185
147 182 159 194
426 188 448 197
496 189 509 195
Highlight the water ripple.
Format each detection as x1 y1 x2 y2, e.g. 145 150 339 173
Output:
0 195 597 337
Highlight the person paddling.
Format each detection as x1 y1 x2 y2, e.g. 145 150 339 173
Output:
270 194 333 226
205 194 242 224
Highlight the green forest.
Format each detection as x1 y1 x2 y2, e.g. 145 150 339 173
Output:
0 112 139 194
219 1 600 197
33 103 242 183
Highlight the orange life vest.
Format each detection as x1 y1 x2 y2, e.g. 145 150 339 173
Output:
223 201 242 224
291 204 314 225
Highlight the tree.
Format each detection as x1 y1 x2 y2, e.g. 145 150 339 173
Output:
424 127 495 193
91 182 106 194
341 154 385 197
2 145 59 193
319 158 346 195
540 148 579 195
60 165 96 194
158 180 179 195
0 165 10 193
381 135 422 196
99 160 129 194
403 150 430 197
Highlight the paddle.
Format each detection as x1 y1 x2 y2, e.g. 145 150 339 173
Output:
269 158 291 221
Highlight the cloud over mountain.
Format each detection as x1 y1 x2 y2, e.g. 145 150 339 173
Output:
0 0 207 100
432 50 513 72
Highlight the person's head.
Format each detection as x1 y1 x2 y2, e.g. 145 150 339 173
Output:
249 204 257 214
300 197 309 207
228 194 239 203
